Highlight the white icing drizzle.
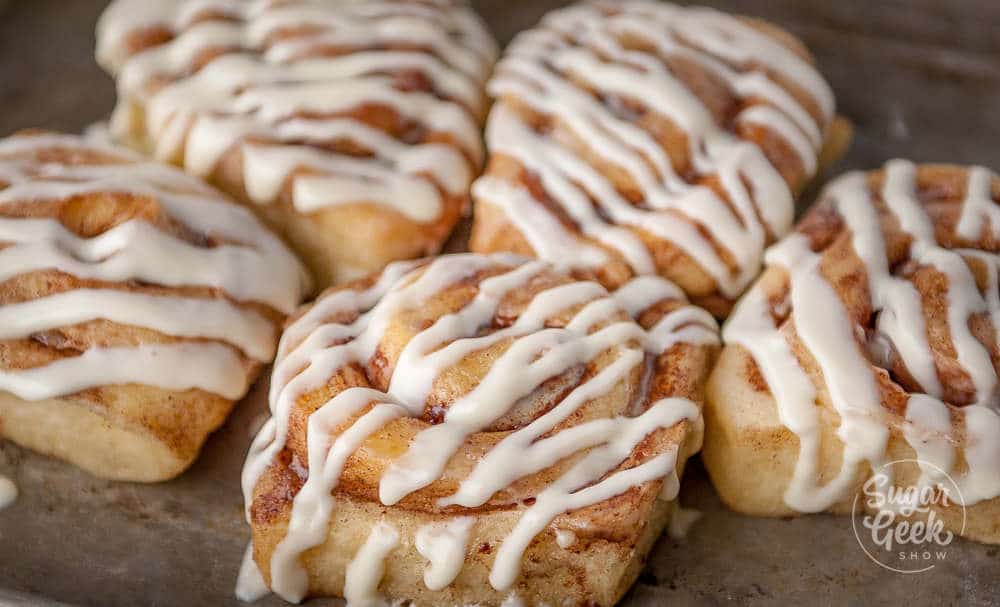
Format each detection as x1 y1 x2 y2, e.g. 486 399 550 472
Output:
0 132 307 402
489 400 697 591
414 517 475 591
554 528 576 549
957 167 1000 240
97 0 497 223
344 521 400 607
0 289 275 361
0 475 17 510
500 593 526 607
725 160 1000 512
0 343 248 401
235 543 269 604
667 506 702 540
242 254 717 601
474 0 833 298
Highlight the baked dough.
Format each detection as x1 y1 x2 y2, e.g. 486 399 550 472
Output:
240 253 719 606
470 0 851 317
704 161 1000 543
0 131 309 481
96 0 498 288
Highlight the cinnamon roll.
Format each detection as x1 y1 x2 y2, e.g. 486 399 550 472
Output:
0 131 309 482
96 0 497 288
470 0 851 317
704 160 1000 543
239 253 719 606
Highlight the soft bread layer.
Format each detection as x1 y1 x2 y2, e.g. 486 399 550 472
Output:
0 131 306 480
250 425 698 607
471 115 853 318
470 1 849 317
0 384 235 482
241 254 719 605
98 0 498 290
214 147 464 286
704 162 1000 543
705 342 1000 543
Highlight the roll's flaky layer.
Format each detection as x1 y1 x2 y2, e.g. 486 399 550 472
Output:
705 161 1000 543
470 0 849 317
241 253 719 606
0 131 308 481
97 0 498 288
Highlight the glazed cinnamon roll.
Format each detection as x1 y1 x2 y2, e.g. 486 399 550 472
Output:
239 253 719 606
470 0 851 317
96 0 497 287
0 131 309 482
704 160 1000 543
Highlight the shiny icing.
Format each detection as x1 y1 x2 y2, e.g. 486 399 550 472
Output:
0 475 16 510
239 253 718 603
0 132 308 402
725 160 1000 512
473 0 834 298
97 0 496 223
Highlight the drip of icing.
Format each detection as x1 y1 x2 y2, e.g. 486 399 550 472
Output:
242 255 716 599
269 395 406 601
414 517 476 591
660 469 682 501
554 528 576 549
0 133 306 402
500 594 526 607
97 0 497 223
489 399 697 591
0 475 17 510
957 166 1000 240
667 506 702 540
725 285 842 511
343 522 400 607
726 160 1000 513
475 0 832 297
235 543 268 604
766 235 888 507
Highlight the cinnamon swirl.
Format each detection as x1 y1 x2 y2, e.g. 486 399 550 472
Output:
239 253 719 606
470 0 851 317
96 0 497 288
704 160 1000 543
0 131 309 481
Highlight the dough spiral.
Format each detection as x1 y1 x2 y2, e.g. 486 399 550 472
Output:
0 131 308 481
242 252 719 606
705 160 1000 543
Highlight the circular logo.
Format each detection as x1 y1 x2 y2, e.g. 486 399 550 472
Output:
851 459 966 574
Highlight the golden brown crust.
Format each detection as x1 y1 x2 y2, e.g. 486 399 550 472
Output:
250 442 695 607
470 1 849 318
0 131 302 481
704 162 1000 543
99 0 498 289
246 254 718 605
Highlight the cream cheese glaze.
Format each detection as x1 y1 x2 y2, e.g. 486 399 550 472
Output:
96 0 496 225
473 0 835 300
0 132 309 403
725 160 1000 512
239 253 719 604
0 475 16 510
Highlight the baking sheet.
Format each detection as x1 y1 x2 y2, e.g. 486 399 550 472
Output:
0 1 998 605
